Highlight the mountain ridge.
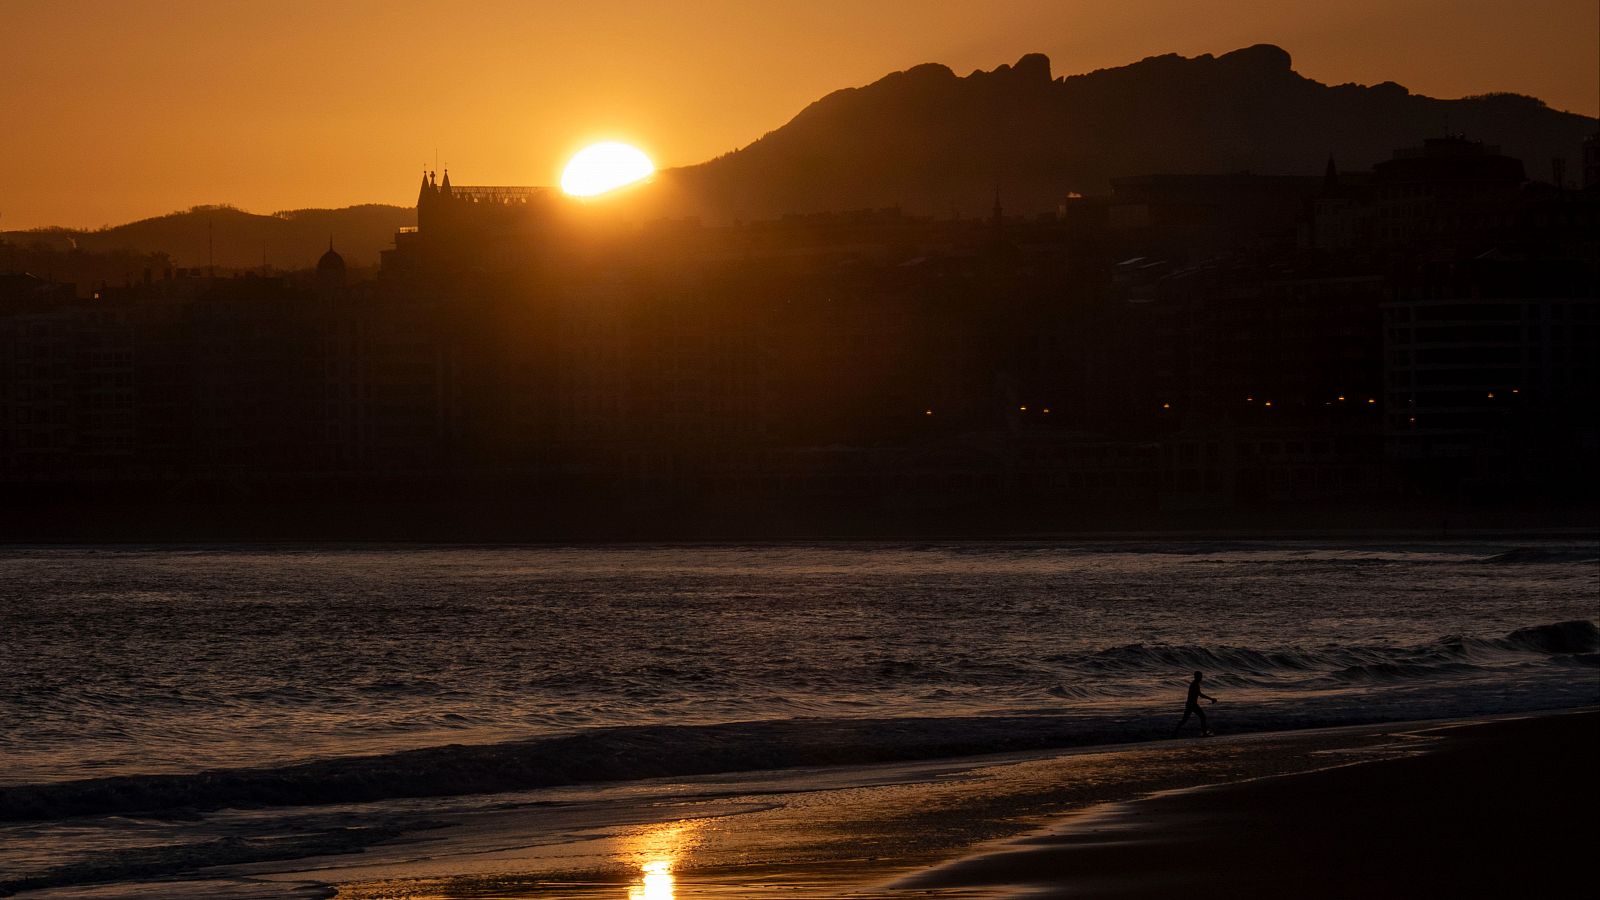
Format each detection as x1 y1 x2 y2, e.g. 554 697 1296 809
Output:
653 44 1594 220
6 44 1594 264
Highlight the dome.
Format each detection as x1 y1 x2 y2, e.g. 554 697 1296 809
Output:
316 238 346 289
317 243 346 274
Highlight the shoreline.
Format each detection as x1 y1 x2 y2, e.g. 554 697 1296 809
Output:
11 675 1597 819
7 709 1595 897
900 709 1599 898
240 709 1596 900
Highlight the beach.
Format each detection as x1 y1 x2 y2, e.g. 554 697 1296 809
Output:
103 710 1584 899
900 710 1599 899
3 542 1595 898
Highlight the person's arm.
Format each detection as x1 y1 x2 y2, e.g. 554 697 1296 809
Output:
1201 691 1217 703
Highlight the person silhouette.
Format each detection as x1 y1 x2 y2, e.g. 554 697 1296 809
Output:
1173 670 1217 737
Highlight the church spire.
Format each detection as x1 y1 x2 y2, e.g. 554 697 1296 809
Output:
417 170 433 207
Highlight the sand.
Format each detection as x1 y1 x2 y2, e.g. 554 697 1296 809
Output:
900 710 1599 899
200 710 1597 899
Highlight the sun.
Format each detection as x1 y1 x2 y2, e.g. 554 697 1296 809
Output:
560 142 655 197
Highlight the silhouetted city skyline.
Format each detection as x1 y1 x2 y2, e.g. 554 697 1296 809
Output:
4 105 1595 538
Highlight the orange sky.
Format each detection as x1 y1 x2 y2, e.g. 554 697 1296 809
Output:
3 0 1595 230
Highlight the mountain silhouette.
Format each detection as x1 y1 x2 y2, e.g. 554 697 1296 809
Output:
3 204 413 270
652 45 1596 220
8 46 1595 245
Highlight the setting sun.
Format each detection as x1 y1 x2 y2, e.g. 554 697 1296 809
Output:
560 142 655 197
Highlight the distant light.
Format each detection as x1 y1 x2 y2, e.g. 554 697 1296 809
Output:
1486 392 1495 399
1161 402 1171 409
1042 408 1051 414
1020 406 1028 411
1367 398 1376 404
1264 401 1273 407
1246 396 1254 402
924 409 933 416
1512 388 1520 394
1337 395 1346 402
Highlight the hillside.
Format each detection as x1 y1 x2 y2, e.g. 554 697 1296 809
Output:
655 44 1597 220
9 45 1595 246
3 204 413 271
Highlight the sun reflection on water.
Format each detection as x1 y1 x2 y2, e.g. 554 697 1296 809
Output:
628 859 675 899
621 820 700 900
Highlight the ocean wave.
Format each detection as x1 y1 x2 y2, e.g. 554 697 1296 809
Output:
1071 621 1598 685
1502 620 1600 654
1327 661 1485 683
0 715 1182 824
0 824 396 897
1481 547 1600 565
4 649 1596 828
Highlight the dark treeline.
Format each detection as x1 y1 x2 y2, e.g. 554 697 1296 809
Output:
2 135 1597 539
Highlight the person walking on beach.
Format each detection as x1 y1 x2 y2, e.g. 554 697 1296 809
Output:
1173 670 1217 737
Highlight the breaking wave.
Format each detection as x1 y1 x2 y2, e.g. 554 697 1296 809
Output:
3 620 1592 826
1073 620 1598 686
1482 547 1600 565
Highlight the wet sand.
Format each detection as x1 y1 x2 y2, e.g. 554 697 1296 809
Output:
901 710 1599 899
208 711 1595 899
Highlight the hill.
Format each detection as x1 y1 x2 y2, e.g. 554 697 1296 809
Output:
8 45 1595 245
2 204 413 271
653 44 1597 220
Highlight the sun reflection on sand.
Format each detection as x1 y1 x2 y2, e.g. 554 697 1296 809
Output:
622 820 701 899
627 859 674 899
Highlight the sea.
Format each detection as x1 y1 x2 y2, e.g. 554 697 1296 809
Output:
2 541 1596 896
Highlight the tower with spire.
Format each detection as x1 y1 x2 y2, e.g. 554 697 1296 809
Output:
317 236 346 291
417 170 439 234
384 167 554 276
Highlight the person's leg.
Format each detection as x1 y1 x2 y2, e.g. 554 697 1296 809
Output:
1196 704 1210 735
1173 707 1192 735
